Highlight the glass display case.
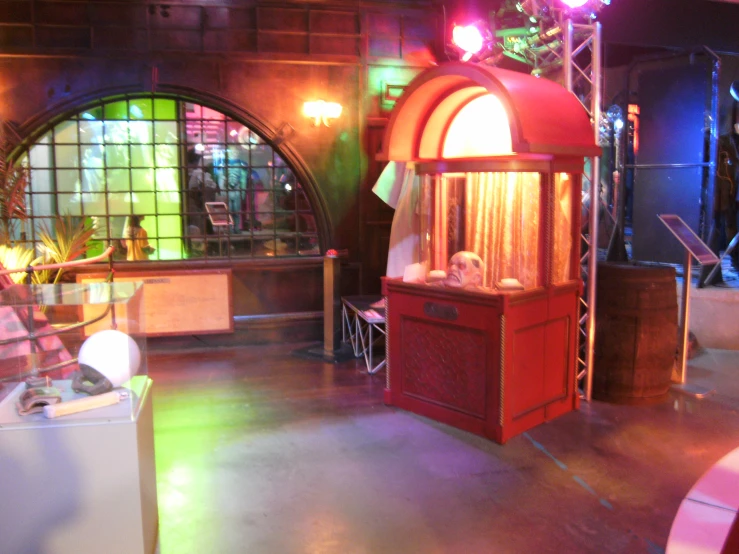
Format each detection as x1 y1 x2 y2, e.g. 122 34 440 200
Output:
0 281 147 426
419 167 577 290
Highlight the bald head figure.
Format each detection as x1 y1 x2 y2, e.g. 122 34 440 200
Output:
443 251 484 289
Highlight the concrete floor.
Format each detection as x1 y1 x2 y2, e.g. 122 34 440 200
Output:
149 344 739 554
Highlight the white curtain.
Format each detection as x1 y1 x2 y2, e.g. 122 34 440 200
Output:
372 161 420 278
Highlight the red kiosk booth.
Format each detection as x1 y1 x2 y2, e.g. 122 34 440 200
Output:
379 62 600 444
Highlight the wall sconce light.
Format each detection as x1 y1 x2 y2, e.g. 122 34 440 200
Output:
303 100 342 127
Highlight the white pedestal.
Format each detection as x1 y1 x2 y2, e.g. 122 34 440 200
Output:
0 377 158 554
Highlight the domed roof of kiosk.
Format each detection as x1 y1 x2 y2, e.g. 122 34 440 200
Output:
379 62 600 161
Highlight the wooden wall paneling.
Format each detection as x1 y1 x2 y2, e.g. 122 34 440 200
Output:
230 262 323 316
361 121 393 294
77 269 233 337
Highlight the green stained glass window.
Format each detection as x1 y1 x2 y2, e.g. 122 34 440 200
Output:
104 101 128 120
154 99 176 120
130 98 153 120
15 95 321 260
54 121 78 144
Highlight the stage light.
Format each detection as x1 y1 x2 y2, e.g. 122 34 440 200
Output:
561 0 589 7
452 24 484 62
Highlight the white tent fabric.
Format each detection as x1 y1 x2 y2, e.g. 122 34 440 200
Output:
372 161 420 278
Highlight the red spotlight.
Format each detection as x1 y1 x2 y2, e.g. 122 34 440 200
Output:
561 0 589 7
452 24 484 62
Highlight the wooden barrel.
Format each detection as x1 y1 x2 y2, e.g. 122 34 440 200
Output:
593 262 678 405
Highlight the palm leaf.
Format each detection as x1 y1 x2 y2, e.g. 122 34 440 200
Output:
38 215 97 283
29 251 55 285
0 122 28 245
0 244 39 284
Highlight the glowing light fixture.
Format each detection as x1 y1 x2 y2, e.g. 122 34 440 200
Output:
452 24 484 62
561 0 589 7
442 94 512 158
303 100 343 127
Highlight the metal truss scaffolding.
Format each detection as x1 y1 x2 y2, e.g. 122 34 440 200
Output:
563 20 602 402
455 2 605 401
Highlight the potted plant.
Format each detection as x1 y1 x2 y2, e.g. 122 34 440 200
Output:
0 122 96 283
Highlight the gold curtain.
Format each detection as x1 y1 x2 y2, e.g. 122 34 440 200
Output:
553 173 573 283
464 172 541 289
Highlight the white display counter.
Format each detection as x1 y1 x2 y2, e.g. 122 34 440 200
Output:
0 376 158 554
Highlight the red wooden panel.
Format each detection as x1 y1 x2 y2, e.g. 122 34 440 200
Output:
400 316 487 418
0 2 31 23
368 13 400 36
36 1 89 25
148 5 202 30
259 32 309 54
90 4 146 27
203 30 257 52
310 36 359 57
545 287 580 418
259 7 307 32
510 322 547 419
385 279 579 445
383 279 504 331
94 28 147 51
36 26 90 49
205 7 256 29
369 36 400 58
385 278 503 442
543 316 570 402
150 30 201 52
0 26 32 48
310 11 358 35
403 17 437 39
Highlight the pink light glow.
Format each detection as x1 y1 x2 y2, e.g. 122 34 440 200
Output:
452 24 484 60
561 0 589 7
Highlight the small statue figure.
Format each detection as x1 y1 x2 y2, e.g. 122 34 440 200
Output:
402 251 486 290
443 251 484 289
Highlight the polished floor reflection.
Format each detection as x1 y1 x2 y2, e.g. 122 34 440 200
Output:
149 344 739 554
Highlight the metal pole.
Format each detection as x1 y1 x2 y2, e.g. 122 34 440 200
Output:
678 251 692 384
563 20 573 91
705 48 720 243
323 255 341 353
584 22 602 402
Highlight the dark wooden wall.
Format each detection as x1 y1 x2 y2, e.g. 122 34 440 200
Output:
0 0 442 340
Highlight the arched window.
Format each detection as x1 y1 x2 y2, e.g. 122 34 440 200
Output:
17 95 321 261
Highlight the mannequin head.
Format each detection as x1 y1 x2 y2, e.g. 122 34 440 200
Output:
444 251 484 289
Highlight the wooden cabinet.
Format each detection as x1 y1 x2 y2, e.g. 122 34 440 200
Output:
383 278 580 444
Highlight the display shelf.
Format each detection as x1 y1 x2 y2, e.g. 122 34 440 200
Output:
0 378 158 554
0 375 148 428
